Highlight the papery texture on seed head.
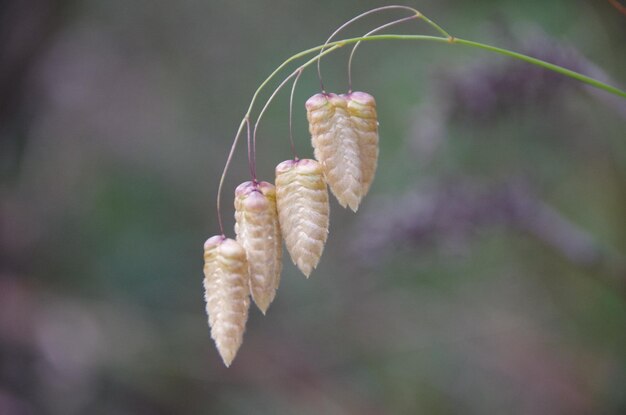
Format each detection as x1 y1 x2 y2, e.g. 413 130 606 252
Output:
346 91 379 199
234 181 282 314
306 93 362 211
275 159 329 277
203 236 250 366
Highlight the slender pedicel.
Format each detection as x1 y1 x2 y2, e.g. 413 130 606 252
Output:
289 68 303 160
347 14 420 92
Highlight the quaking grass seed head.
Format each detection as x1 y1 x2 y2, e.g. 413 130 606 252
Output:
306 92 363 211
234 181 282 314
275 159 330 277
203 235 250 366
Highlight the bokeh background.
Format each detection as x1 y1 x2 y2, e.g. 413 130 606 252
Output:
2 0 626 414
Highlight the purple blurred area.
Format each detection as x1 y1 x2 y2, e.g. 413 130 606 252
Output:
1 0 626 414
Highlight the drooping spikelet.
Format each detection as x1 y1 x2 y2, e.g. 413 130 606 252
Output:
306 93 362 211
234 181 282 314
203 235 250 366
275 159 329 277
346 91 379 199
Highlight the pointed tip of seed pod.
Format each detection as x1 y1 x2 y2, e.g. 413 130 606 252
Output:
253 297 271 315
299 263 313 278
216 342 238 367
335 194 361 212
221 355 234 367
346 196 361 212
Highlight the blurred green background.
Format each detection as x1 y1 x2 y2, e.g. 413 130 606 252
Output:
1 0 625 414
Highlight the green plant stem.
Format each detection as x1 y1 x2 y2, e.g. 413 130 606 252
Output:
453 38 626 98
341 34 626 97
215 33 626 235
419 14 450 38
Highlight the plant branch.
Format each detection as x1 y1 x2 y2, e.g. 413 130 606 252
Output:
215 32 626 235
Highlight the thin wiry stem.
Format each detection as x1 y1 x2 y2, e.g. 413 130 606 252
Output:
347 14 420 93
419 13 451 38
316 5 420 92
216 117 246 236
253 45 342 166
246 117 255 182
215 33 626 236
289 68 303 160
252 71 298 170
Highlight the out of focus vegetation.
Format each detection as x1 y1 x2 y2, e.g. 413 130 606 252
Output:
1 1 625 414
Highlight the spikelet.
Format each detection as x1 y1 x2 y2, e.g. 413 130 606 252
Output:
345 91 379 199
234 181 282 314
203 235 250 366
306 93 362 211
275 159 329 277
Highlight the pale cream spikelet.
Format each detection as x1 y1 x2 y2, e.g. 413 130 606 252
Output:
345 91 379 199
275 159 329 277
306 93 362 211
234 181 282 314
203 235 250 367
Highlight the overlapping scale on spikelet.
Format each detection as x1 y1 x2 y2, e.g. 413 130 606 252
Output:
275 159 329 277
306 93 362 211
346 91 379 198
203 236 250 366
234 181 282 314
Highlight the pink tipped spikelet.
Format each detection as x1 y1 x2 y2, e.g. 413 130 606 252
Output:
275 159 330 277
306 93 362 211
203 236 250 366
234 181 282 314
306 92 379 211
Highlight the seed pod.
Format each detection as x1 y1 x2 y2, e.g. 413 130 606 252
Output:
306 93 362 211
345 91 379 198
275 159 329 277
203 235 250 367
234 181 282 314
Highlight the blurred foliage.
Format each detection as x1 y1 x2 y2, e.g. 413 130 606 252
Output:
1 0 626 414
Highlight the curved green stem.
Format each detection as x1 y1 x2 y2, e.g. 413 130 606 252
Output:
419 13 451 38
453 38 626 98
216 32 626 235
